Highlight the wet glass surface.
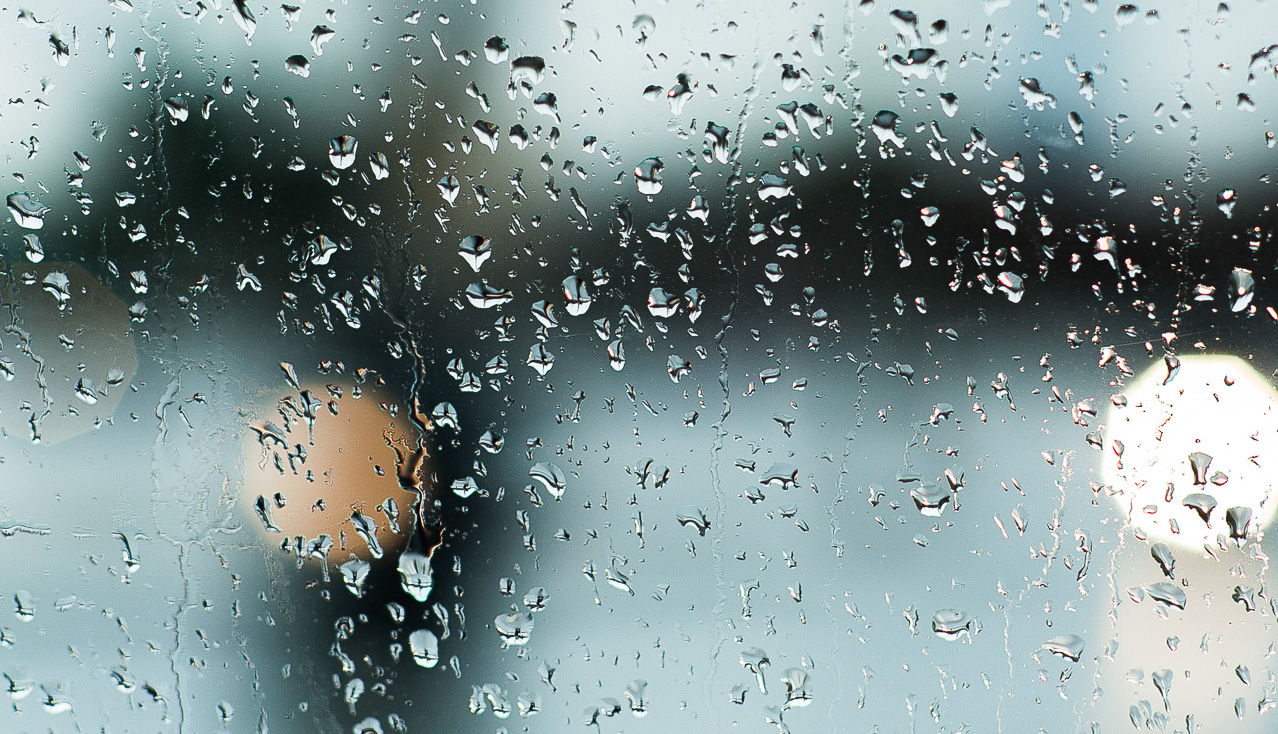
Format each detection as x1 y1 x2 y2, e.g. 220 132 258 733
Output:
2 1 1278 731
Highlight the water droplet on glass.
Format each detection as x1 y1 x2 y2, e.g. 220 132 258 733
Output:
1145 582 1187 610
529 461 566 500
647 287 679 318
349 510 383 559
910 483 952 516
665 354 691 383
7 193 49 229
1187 451 1212 485
41 271 72 310
635 157 664 195
1228 268 1254 312
310 25 335 56
740 648 770 693
437 173 461 204
1181 492 1217 525
230 0 257 42
533 92 559 122
704 122 730 164
562 275 592 316
328 135 358 169
284 54 310 77
1041 633 1085 661
408 629 439 668
472 120 500 153
871 110 905 148
14 590 35 621
494 611 534 646
1151 668 1173 710
458 235 492 272
526 343 554 376
607 339 626 371
932 609 976 640
164 96 189 122
1217 188 1237 218
522 586 549 611
1225 506 1252 541
758 173 792 201
22 233 44 262
50 34 70 66
510 56 546 92
339 559 371 598
1162 354 1180 385
398 551 434 602
667 73 694 114
1150 542 1175 578
484 36 509 64
781 668 813 709
464 283 513 309
479 430 504 454
997 272 1025 303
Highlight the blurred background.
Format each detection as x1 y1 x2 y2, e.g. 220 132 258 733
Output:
1 0 1277 731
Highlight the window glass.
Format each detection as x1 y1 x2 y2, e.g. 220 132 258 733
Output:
2 1 1276 731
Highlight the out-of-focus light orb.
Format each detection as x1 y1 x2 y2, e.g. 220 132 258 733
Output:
241 381 423 564
1103 355 1278 549
0 263 138 445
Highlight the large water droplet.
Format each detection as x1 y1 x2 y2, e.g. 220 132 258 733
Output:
1187 451 1212 485
562 275 592 316
458 235 492 272
1146 582 1186 610
932 609 976 640
910 483 952 516
328 135 358 169
494 611 534 646
464 282 513 309
484 36 509 64
870 110 905 147
529 461 566 500
1181 492 1217 525
1228 268 1254 312
339 559 371 597
7 193 48 229
1041 633 1085 661
635 157 664 195
284 54 310 77
408 629 439 667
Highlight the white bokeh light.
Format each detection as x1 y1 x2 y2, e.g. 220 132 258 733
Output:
1104 354 1278 549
